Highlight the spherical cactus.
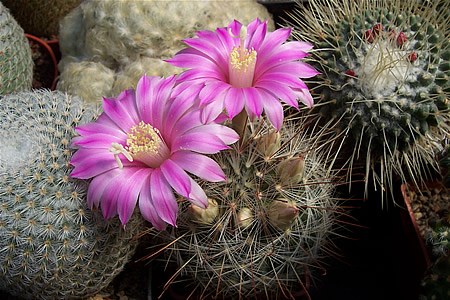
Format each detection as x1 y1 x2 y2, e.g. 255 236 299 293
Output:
0 90 144 299
0 3 33 95
289 0 450 197
57 0 275 103
150 118 342 299
2 0 83 38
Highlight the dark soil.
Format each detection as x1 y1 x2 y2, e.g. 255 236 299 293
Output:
27 37 56 90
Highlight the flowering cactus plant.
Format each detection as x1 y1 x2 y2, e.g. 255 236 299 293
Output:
67 16 337 299
167 18 319 130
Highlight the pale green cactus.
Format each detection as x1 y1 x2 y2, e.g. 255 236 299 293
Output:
289 0 450 199
149 117 343 299
0 2 33 95
0 90 144 299
56 0 275 103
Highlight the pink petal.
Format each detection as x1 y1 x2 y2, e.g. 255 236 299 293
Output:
184 124 239 145
260 88 284 130
255 72 308 89
258 27 292 55
257 43 311 72
99 169 136 220
71 133 123 149
293 87 314 108
70 149 118 179
247 20 267 51
187 177 208 209
117 168 151 226
167 48 222 74
227 20 242 38
255 81 298 109
75 121 126 139
150 169 178 226
216 26 238 54
171 151 226 182
176 68 226 82
160 159 191 198
262 62 319 80
152 75 177 129
139 177 167 230
242 87 263 117
201 99 225 124
183 37 229 70
224 88 245 119
171 132 230 154
199 81 230 105
87 168 124 209
136 75 155 125
102 89 139 133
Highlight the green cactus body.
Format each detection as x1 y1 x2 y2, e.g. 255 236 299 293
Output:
150 118 342 299
0 3 33 95
57 0 275 103
289 0 450 196
0 90 143 299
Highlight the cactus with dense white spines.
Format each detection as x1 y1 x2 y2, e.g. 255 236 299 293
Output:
0 90 143 299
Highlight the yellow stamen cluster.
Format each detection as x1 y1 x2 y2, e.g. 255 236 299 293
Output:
125 121 161 156
229 47 257 73
109 121 168 169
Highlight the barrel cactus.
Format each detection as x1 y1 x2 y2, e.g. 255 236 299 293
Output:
149 117 342 299
56 0 274 103
0 2 33 95
289 0 450 198
0 90 144 299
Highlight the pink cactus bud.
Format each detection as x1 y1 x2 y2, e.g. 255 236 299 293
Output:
408 52 417 62
267 199 299 230
372 23 384 36
364 29 374 43
190 198 219 224
277 155 305 186
345 69 356 77
397 32 407 47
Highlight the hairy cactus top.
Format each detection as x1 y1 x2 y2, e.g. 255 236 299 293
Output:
289 0 449 197
0 3 33 95
0 90 143 299
149 117 344 299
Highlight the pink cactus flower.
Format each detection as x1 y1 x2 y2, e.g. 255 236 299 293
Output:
167 18 319 130
70 75 239 229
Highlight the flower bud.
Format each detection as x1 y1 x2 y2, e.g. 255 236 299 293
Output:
190 198 219 224
277 155 305 186
267 199 299 230
256 130 281 158
237 207 253 229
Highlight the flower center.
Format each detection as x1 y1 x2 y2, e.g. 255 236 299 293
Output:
109 121 170 169
228 26 257 88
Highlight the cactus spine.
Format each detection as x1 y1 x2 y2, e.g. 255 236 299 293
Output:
289 0 450 198
0 90 143 299
150 117 343 299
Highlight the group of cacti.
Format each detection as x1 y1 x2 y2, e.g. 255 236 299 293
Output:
0 0 448 299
